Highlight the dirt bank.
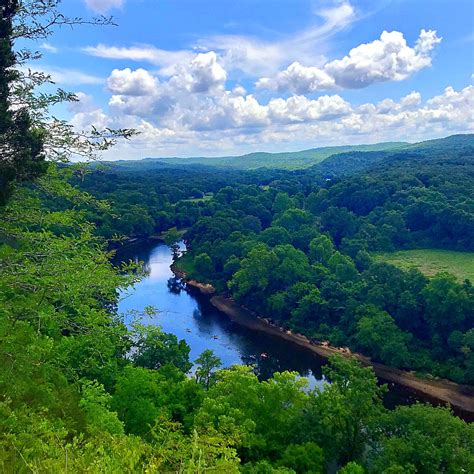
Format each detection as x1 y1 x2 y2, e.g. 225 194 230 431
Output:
173 265 474 417
210 295 474 417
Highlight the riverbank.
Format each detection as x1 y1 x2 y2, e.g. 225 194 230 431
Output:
210 295 474 417
175 267 474 417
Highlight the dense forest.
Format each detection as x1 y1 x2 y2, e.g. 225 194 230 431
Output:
78 134 474 384
1 1 473 472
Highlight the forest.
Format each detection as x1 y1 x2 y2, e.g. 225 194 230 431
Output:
0 1 473 473
77 134 474 384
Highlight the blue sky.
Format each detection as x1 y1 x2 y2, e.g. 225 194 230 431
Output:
31 0 474 158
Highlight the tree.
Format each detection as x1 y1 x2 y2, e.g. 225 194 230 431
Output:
111 365 201 435
422 273 472 339
297 356 386 466
164 226 182 256
194 252 214 277
274 208 314 233
309 234 335 265
277 442 324 473
259 226 292 246
195 367 308 462
195 349 222 390
272 192 294 215
0 0 136 206
0 0 44 204
327 252 359 282
338 462 365 474
355 307 412 368
229 244 278 305
131 324 192 373
369 404 474 474
291 288 329 331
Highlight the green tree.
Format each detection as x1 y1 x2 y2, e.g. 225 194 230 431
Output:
370 404 474 474
195 349 222 390
229 244 278 305
355 307 412 367
309 234 335 265
131 324 192 372
0 0 44 204
194 252 214 276
277 442 324 473
298 356 386 466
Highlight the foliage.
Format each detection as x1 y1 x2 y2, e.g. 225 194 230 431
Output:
1 2 473 471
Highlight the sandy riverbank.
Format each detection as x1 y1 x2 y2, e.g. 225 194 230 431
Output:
210 295 474 417
173 266 474 417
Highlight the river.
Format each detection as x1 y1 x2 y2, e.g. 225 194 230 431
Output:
116 239 424 408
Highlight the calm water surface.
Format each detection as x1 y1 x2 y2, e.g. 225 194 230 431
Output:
117 240 422 406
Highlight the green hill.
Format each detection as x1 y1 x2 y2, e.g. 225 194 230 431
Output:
104 134 474 173
111 141 407 170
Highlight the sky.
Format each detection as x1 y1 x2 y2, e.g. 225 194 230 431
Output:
30 0 474 159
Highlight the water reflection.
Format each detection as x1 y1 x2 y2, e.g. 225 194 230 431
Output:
116 239 430 407
116 240 326 388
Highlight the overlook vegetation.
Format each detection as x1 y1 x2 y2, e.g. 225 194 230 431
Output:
0 1 473 472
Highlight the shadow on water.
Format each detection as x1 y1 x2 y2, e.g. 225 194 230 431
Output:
115 239 458 412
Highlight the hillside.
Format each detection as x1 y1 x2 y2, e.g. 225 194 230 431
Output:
314 133 474 177
106 134 474 172
110 141 407 170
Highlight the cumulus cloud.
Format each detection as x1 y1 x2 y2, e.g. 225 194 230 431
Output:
173 52 227 92
268 95 351 123
257 62 335 94
107 68 157 95
96 43 471 141
258 29 442 93
103 55 353 132
84 0 124 14
73 81 472 160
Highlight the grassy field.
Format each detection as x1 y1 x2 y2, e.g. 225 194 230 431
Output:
182 192 214 203
373 249 474 282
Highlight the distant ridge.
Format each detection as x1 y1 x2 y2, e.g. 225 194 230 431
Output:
110 142 408 171
106 134 473 171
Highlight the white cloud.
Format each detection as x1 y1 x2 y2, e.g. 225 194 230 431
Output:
40 42 58 53
84 0 124 14
326 29 441 88
83 1 357 78
73 82 472 160
107 68 157 95
171 52 227 93
257 62 335 93
268 94 351 123
94 46 472 141
34 65 104 85
258 29 442 93
67 92 96 113
82 44 194 75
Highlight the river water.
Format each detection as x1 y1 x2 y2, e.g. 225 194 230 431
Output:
117 239 421 407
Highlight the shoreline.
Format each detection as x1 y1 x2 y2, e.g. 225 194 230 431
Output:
210 295 474 418
174 266 474 418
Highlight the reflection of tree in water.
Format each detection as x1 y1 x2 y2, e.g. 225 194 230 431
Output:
242 353 319 381
138 258 151 277
112 240 158 277
242 354 283 381
167 277 186 294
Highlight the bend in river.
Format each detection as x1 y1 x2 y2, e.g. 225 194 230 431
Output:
116 239 438 410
